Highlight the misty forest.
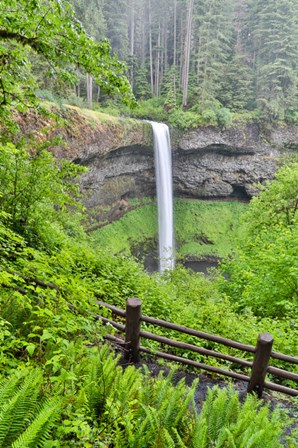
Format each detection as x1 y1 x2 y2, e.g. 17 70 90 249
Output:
0 0 297 447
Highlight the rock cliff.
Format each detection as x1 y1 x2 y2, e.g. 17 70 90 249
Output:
18 107 297 217
173 123 294 200
71 117 295 216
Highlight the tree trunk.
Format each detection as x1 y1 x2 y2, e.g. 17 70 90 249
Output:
162 0 168 72
173 0 177 68
148 0 154 95
129 0 135 86
155 22 161 96
86 74 93 109
140 3 146 65
182 0 194 109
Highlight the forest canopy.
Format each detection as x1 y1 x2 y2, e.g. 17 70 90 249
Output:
0 0 135 127
2 0 298 126
0 1 297 445
69 0 298 124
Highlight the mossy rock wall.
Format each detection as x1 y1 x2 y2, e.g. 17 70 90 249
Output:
17 107 297 222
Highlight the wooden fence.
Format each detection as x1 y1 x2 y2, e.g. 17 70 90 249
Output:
97 298 298 398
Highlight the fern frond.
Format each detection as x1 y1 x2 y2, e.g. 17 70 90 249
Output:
0 369 61 448
190 416 208 448
171 427 188 448
215 427 237 448
131 404 160 447
158 427 175 448
0 375 20 409
84 345 120 417
173 378 198 428
0 371 42 445
11 396 61 448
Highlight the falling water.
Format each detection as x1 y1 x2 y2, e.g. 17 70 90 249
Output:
151 122 175 271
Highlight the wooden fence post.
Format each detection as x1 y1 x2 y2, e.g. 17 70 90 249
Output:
125 297 142 362
247 332 273 398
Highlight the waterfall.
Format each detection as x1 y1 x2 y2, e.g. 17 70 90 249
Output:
151 122 175 271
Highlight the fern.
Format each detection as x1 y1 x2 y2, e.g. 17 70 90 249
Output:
77 347 286 448
83 347 198 447
84 345 120 417
159 427 176 448
190 385 284 448
173 379 198 428
11 397 61 448
0 369 61 447
190 417 208 448
0 375 20 405
172 427 189 448
0 371 42 445
215 427 237 448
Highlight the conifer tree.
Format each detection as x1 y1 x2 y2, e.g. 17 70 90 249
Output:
103 0 129 60
133 64 151 99
192 0 234 111
250 0 298 120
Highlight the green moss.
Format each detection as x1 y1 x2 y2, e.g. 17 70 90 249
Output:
91 203 158 253
175 199 247 258
91 199 247 259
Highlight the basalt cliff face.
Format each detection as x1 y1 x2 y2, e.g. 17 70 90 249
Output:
70 117 296 215
19 108 297 216
173 123 296 200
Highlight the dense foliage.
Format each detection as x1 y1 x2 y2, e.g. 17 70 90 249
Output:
0 139 86 249
219 161 298 318
69 0 298 125
91 199 247 259
2 0 297 127
0 1 297 445
0 0 135 131
1 347 291 447
0 134 297 444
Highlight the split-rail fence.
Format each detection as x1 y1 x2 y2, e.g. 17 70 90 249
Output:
97 298 298 398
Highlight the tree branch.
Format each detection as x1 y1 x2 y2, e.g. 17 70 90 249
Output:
0 28 49 55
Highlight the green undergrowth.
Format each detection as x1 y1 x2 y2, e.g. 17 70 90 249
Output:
91 201 158 254
0 142 297 445
1 202 296 381
1 346 294 447
91 199 247 259
175 199 247 258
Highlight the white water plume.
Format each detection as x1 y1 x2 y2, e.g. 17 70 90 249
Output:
151 122 175 271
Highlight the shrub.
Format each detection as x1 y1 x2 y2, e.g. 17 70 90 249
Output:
219 161 298 318
216 107 233 128
285 109 298 125
201 108 218 125
0 140 86 250
168 109 203 130
130 97 167 122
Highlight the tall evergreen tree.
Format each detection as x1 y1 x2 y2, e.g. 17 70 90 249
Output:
26 0 298 118
103 0 129 60
181 0 194 108
217 1 255 111
71 0 106 41
69 0 107 106
192 0 234 111
250 0 298 120
133 64 151 99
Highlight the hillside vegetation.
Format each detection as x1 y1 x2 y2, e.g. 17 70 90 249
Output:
91 199 247 260
0 1 297 445
0 136 297 446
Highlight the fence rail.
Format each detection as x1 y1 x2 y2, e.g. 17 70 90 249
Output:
97 299 298 398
